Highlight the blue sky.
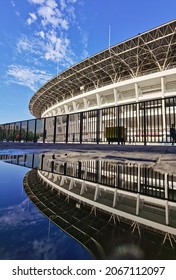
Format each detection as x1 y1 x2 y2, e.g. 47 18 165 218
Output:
0 0 176 124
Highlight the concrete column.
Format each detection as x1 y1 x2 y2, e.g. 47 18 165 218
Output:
72 101 77 112
83 98 88 110
69 179 74 190
94 184 99 201
113 188 118 207
60 176 65 186
96 93 101 108
165 200 169 225
161 77 165 98
56 107 62 115
136 193 140 215
53 174 58 182
135 83 139 101
64 105 69 114
80 181 85 195
113 88 118 106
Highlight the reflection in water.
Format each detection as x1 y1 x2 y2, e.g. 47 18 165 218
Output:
1 153 176 259
0 161 92 260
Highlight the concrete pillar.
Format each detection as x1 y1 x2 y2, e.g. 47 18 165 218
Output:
136 193 140 215
69 179 74 190
80 181 85 195
161 77 165 98
135 83 139 101
72 101 77 112
165 200 169 225
113 88 118 106
83 98 88 110
94 184 99 201
113 188 118 207
96 93 101 108
64 105 69 114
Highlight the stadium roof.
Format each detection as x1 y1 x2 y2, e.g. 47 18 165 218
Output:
29 20 176 118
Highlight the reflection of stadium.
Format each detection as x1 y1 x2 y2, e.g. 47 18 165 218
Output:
3 152 176 255
0 20 176 144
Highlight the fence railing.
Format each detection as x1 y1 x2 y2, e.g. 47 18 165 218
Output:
2 153 176 203
1 96 176 145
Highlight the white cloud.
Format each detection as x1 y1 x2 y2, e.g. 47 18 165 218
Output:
46 0 58 9
28 0 45 4
17 36 41 56
7 65 52 91
38 5 61 27
68 0 77 3
38 31 45 39
13 0 86 70
44 31 70 62
60 0 66 10
27 0 70 30
27 12 37 25
59 18 69 30
11 0 15 7
17 37 32 52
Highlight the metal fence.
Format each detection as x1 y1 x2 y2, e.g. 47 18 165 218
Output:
2 153 176 203
1 96 176 145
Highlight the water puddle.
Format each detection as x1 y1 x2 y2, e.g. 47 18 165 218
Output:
0 152 176 259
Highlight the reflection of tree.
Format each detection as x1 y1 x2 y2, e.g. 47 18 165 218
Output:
27 131 34 141
8 130 14 141
20 128 27 141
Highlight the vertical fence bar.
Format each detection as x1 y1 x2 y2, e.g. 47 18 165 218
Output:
66 115 69 143
19 122 22 142
143 102 147 145
79 112 83 144
53 116 57 143
33 119 37 143
43 118 46 143
96 109 100 144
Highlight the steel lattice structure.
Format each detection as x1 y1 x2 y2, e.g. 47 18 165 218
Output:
29 20 176 118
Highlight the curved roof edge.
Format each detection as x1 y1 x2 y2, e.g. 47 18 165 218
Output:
29 19 176 118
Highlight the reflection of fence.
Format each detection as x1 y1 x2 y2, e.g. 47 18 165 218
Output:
1 96 176 145
3 153 176 242
2 153 176 203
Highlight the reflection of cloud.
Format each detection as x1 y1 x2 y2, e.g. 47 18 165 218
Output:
0 199 43 231
0 194 92 260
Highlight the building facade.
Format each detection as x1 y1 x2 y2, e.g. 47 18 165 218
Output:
0 20 176 145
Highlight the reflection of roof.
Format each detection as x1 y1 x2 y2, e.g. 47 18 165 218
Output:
29 20 176 118
23 169 118 259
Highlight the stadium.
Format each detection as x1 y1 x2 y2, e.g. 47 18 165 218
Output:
1 20 176 256
0 19 176 144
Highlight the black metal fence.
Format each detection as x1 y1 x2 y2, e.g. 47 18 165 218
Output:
2 153 176 203
1 96 176 145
